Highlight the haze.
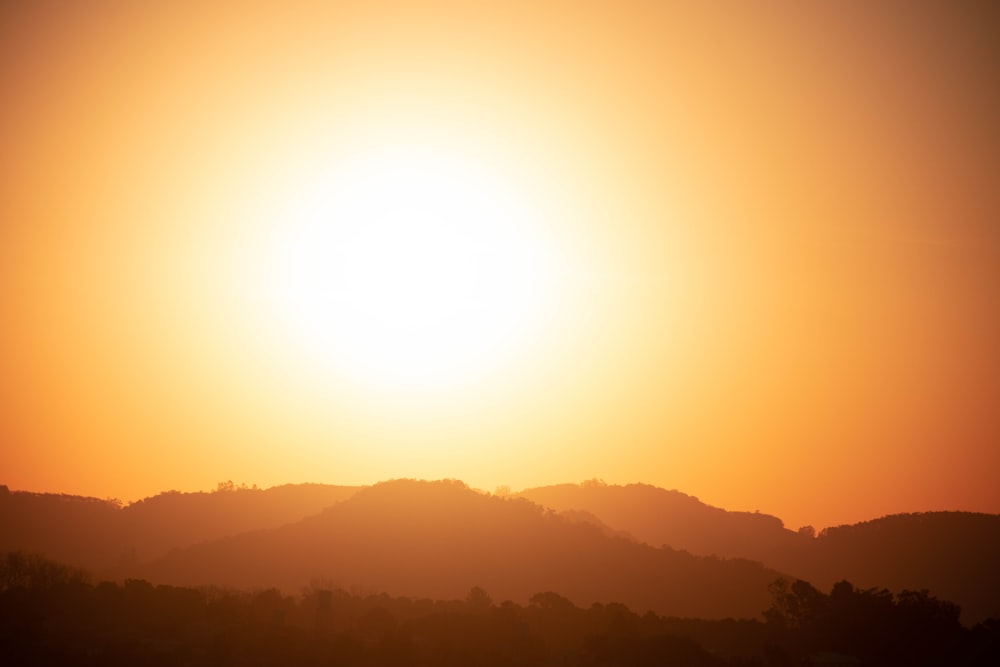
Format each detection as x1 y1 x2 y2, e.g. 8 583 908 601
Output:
2 1 998 531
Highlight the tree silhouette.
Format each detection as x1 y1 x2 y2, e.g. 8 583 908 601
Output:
764 577 968 664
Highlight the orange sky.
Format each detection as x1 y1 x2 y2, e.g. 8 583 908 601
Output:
2 1 998 531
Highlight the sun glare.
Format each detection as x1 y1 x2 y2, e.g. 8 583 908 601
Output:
264 144 558 393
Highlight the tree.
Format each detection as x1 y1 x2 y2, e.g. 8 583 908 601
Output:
0 552 89 592
529 591 575 611
466 586 493 610
764 578 825 630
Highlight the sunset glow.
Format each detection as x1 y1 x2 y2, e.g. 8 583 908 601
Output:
2 1 998 531
254 143 559 392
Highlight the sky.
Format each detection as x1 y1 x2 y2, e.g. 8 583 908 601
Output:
2 1 998 531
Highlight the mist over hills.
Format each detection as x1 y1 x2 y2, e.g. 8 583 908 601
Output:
2 479 998 622
518 482 803 561
0 482 360 571
519 482 1000 623
137 479 782 620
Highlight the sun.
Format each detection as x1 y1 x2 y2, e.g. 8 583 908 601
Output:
264 143 559 394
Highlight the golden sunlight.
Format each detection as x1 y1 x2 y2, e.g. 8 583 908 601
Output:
260 142 559 393
5 0 999 537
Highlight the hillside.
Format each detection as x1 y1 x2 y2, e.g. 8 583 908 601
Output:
0 483 360 572
140 479 784 620
518 482 1000 623
4 479 996 623
518 481 806 560
794 512 1000 624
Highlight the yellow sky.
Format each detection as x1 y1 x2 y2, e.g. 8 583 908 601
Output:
2 1 998 530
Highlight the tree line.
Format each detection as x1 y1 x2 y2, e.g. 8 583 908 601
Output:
1 552 997 666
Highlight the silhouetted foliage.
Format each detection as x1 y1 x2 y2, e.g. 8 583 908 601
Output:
0 553 995 666
0 551 89 592
764 578 974 665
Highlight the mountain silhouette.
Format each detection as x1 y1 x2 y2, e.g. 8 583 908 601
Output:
518 481 804 560
518 481 1000 623
137 479 783 619
787 512 1000 624
3 478 997 622
0 483 360 573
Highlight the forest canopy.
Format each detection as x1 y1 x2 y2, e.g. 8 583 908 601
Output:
1 552 997 666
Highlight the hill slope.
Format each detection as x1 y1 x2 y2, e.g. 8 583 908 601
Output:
517 482 1000 623
795 512 1000 624
518 481 805 560
140 479 784 620
5 479 995 622
0 483 360 572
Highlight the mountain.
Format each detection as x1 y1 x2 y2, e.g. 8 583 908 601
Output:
139 479 784 620
517 482 1000 623
0 483 360 573
4 478 996 623
518 481 806 561
791 512 1000 624
0 488 123 573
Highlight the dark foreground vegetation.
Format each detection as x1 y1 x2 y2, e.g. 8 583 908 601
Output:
1 552 997 666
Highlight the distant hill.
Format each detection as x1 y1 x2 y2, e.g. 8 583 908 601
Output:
139 479 784 620
4 479 996 623
518 481 806 560
0 489 123 573
791 512 1000 624
517 482 1000 623
0 483 360 573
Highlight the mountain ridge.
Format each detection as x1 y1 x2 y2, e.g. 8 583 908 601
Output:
3 478 997 622
517 481 1000 623
136 479 784 620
